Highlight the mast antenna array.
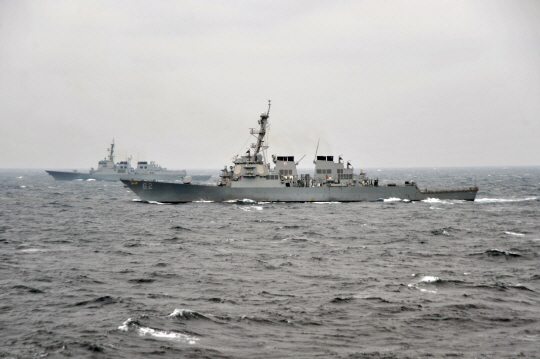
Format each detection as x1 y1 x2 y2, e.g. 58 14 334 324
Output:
266 100 271 116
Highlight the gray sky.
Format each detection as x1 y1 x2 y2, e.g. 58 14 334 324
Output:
1 0 539 170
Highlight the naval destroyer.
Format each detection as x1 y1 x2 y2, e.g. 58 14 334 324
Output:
46 140 211 182
121 103 478 202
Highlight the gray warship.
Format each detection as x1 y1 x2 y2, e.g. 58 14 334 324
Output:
122 102 478 202
46 140 211 182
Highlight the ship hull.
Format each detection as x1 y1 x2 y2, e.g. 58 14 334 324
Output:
46 170 210 182
46 171 92 181
121 180 478 203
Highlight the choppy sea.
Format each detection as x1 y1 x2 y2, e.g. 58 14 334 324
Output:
1 167 539 359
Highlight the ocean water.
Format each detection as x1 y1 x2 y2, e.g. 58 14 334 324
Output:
1 167 539 358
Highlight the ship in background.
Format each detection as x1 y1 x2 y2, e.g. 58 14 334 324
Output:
121 102 478 203
46 140 211 182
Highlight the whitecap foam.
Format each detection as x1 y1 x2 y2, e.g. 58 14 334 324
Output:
383 197 402 202
118 318 133 331
476 197 538 203
168 309 193 318
407 283 437 293
407 275 440 293
225 199 257 204
239 205 263 212
240 199 256 203
505 231 525 236
20 248 45 253
20 185 26 188
420 276 440 283
423 198 454 204
193 200 214 203
168 308 208 321
86 179 96 181
119 317 199 344
138 326 198 343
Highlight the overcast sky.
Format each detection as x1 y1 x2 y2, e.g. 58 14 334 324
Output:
1 0 539 170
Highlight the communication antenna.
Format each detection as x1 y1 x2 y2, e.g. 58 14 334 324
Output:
295 154 306 166
266 100 271 116
313 139 320 164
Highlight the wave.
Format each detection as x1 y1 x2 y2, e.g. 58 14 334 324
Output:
240 314 290 324
359 296 391 303
484 249 521 257
226 198 257 204
132 199 169 205
509 284 535 292
128 278 156 283
12 285 44 293
431 228 450 236
171 225 191 231
239 205 263 211
422 198 456 204
74 295 117 307
168 308 209 320
474 282 535 292
383 197 411 203
118 318 199 344
331 296 355 303
476 197 538 203
419 275 441 283
19 248 47 253
408 276 452 293
505 231 525 236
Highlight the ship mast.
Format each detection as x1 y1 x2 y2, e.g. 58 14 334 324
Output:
108 139 115 162
253 100 270 158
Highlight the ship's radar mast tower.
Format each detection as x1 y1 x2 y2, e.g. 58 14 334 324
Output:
253 100 270 158
108 139 115 162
